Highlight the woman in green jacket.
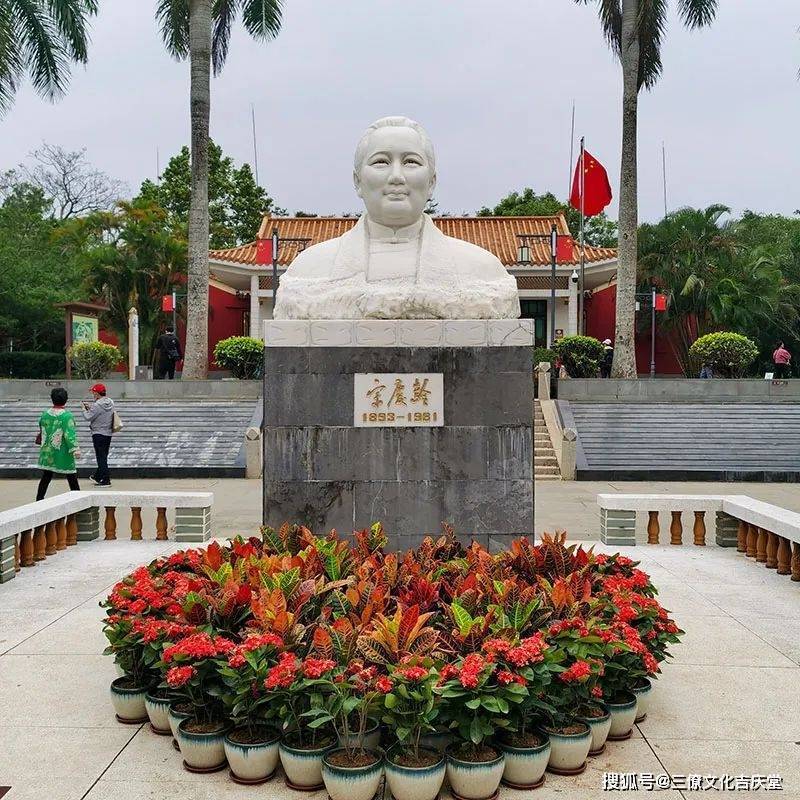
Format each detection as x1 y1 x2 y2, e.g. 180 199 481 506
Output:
36 387 82 500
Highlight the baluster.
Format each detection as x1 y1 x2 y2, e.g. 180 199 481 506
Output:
670 511 683 545
791 542 800 582
66 514 78 546
647 512 660 544
130 507 143 541
765 532 778 569
756 528 768 563
746 524 758 558
156 508 168 541
56 517 67 551
104 507 117 541
45 520 57 555
14 534 20 572
20 529 34 567
776 537 791 575
693 511 706 546
33 525 47 561
736 520 747 553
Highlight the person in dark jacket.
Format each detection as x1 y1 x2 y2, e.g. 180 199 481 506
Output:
600 339 614 378
155 325 182 379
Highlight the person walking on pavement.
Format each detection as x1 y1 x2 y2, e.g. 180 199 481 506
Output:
36 387 81 500
772 342 792 379
155 325 182 380
82 383 114 486
600 338 614 378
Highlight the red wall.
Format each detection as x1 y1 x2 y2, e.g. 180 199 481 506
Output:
585 284 683 375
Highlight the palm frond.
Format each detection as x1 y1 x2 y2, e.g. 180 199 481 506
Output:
211 0 238 75
241 0 283 40
156 0 190 60
676 0 718 28
10 0 67 99
637 0 668 90
45 0 97 62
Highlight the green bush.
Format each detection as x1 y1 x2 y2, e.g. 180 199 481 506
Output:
213 336 264 379
68 341 122 379
0 351 64 378
553 335 605 378
688 332 758 378
534 347 556 366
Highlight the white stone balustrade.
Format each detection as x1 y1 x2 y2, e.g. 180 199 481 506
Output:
0 490 213 585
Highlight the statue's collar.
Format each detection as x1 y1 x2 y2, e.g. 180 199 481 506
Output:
365 216 423 243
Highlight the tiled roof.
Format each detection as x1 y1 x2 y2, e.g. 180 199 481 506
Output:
209 215 616 268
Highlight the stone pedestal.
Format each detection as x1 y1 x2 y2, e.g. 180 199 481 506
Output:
263 320 534 551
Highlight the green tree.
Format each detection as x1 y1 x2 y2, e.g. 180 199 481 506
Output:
575 0 719 378
138 141 283 248
0 0 97 115
56 200 187 364
478 187 617 247
156 0 284 379
0 180 80 351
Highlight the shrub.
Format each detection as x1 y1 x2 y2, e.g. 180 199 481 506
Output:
0 351 63 378
533 347 556 367
213 336 263 379
67 341 122 379
552 335 605 378
688 332 758 378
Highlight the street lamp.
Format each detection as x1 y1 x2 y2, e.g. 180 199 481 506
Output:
271 228 312 308
516 226 559 347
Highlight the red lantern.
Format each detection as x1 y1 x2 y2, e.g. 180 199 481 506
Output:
654 293 667 312
161 295 174 312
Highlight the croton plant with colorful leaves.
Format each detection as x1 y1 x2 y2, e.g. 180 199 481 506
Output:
101 526 682 751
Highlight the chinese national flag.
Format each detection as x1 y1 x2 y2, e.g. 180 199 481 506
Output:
161 295 174 312
556 235 574 263
654 293 667 312
569 150 613 217
255 238 273 265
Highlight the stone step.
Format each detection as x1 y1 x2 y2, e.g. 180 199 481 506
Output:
535 463 560 474
535 455 558 466
534 473 561 481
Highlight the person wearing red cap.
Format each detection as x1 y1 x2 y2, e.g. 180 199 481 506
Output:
82 383 115 486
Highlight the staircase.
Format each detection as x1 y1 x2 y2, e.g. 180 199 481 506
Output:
534 400 560 480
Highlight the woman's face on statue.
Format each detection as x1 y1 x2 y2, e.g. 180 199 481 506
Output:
354 126 436 228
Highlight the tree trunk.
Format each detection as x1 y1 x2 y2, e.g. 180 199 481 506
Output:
183 0 212 379
611 0 640 378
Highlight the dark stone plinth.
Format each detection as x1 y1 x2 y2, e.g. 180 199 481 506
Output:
263 346 532 548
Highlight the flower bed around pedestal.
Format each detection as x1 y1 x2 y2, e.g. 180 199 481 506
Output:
101 526 682 795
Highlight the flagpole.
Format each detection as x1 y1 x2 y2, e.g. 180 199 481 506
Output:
568 101 575 197
579 137 586 336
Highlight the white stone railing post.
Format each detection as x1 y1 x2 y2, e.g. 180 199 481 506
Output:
537 362 551 401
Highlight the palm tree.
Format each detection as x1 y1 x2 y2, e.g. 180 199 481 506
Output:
575 0 719 377
157 0 283 378
0 0 97 116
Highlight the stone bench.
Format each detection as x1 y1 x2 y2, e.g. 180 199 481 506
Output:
597 493 800 582
0 490 213 584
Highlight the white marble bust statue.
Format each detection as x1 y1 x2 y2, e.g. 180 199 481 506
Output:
273 116 520 320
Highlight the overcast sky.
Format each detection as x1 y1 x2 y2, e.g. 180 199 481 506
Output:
2 1 798 225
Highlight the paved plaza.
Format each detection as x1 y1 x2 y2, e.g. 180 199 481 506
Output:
1 478 799 800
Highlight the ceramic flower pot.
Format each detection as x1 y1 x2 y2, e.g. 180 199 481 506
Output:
576 704 612 756
385 746 446 800
632 679 653 722
224 727 280 785
419 728 454 754
168 702 193 752
445 743 505 800
322 748 384 800
109 677 148 724
497 733 550 790
337 718 381 752
279 736 336 791
176 718 229 773
607 692 638 741
144 692 172 735
543 723 592 776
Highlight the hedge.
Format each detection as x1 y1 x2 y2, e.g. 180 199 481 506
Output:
0 351 64 378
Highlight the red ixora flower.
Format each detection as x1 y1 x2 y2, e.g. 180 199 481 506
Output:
395 665 428 682
559 660 592 683
375 676 393 693
302 657 336 679
166 665 196 687
496 670 516 685
459 653 487 689
265 652 299 689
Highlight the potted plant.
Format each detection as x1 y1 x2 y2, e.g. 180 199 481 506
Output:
218 633 284 784
436 653 524 800
271 653 337 790
160 632 235 772
483 636 558 789
380 665 446 800
302 660 385 800
102 616 153 724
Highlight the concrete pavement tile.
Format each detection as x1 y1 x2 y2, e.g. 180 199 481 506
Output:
643 583 726 618
4 781 94 800
0 654 120 727
690 583 800 620
733 614 800 666
0 609 62 655
643 665 800 741
649 739 800 799
669 615 797 668
11 598 108 656
83 777 327 800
